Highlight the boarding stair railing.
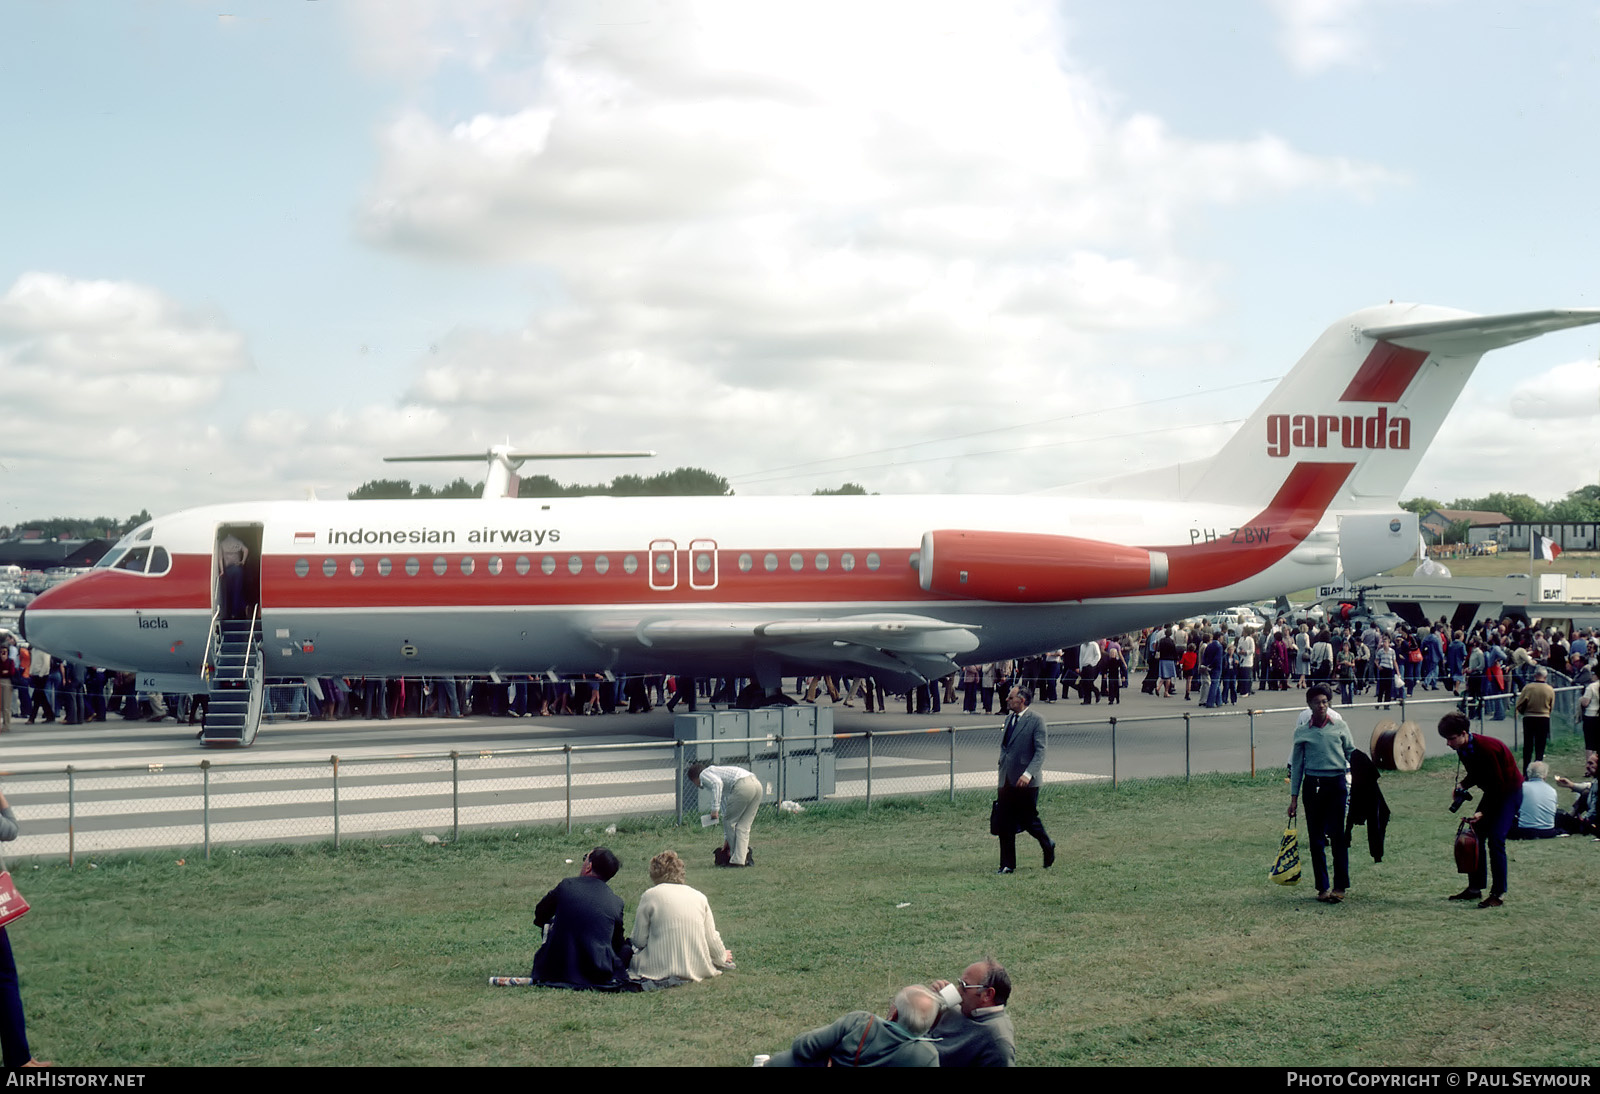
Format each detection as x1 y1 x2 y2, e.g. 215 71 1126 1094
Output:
200 605 264 746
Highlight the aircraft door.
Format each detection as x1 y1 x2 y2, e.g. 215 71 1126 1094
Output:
649 539 678 591
689 539 718 590
214 523 264 620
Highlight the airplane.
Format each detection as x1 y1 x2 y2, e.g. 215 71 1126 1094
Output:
20 302 1600 745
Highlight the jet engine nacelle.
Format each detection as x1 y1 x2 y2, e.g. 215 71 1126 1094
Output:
1337 511 1419 582
918 529 1170 603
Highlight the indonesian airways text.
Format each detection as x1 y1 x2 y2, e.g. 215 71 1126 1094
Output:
325 527 561 546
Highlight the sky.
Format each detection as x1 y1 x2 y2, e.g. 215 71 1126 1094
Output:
3 0 1599 526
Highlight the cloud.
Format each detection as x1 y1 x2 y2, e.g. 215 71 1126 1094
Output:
1267 0 1374 75
343 0 1396 496
0 272 251 439
1507 360 1600 420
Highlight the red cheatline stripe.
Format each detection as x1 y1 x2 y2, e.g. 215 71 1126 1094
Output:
1149 461 1354 595
1339 342 1428 403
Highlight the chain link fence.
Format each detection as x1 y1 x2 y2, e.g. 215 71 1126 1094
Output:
3 685 1585 862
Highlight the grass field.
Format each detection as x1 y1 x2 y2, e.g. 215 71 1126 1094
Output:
9 735 1599 1067
1382 554 1593 580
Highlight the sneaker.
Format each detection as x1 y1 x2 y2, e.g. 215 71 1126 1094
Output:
995 866 1014 874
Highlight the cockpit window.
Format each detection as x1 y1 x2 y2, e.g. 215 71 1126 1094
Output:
148 547 170 576
116 547 151 572
100 522 155 564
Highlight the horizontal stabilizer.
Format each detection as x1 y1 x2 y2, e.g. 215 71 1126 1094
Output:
1363 308 1600 354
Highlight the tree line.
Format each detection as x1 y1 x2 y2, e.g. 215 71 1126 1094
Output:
0 511 153 543
1401 487 1600 544
346 469 873 500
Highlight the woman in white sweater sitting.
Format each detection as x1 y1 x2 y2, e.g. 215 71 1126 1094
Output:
628 851 734 983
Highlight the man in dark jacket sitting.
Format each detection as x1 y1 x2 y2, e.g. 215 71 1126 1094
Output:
531 847 629 989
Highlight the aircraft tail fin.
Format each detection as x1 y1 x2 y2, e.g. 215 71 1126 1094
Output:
1184 304 1600 510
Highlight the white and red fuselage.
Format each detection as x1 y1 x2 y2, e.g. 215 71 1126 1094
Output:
22 302 1600 698
21 480 1346 689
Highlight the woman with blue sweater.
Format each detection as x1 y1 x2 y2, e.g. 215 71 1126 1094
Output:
1287 684 1357 903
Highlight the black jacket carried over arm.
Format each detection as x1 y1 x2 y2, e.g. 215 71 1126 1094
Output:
1345 749 1391 863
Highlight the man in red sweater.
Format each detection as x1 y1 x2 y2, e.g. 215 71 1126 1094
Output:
1439 711 1524 908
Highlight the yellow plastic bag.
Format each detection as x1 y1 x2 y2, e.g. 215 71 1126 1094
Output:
1270 825 1301 886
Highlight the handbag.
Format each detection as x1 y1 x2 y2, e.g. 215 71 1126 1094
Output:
1270 825 1301 885
1453 818 1480 875
0 855 29 929
989 799 1021 836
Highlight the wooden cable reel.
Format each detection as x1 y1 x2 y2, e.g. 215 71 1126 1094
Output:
1370 719 1425 771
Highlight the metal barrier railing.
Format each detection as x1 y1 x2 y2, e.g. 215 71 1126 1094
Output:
8 684 1585 863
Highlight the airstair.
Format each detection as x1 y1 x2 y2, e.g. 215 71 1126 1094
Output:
199 608 264 746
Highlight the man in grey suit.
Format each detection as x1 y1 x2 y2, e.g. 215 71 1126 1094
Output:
995 686 1055 873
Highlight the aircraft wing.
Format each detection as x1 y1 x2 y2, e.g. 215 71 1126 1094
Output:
585 613 981 687
585 613 981 654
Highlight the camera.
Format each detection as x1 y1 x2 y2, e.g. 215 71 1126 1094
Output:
1449 786 1473 813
